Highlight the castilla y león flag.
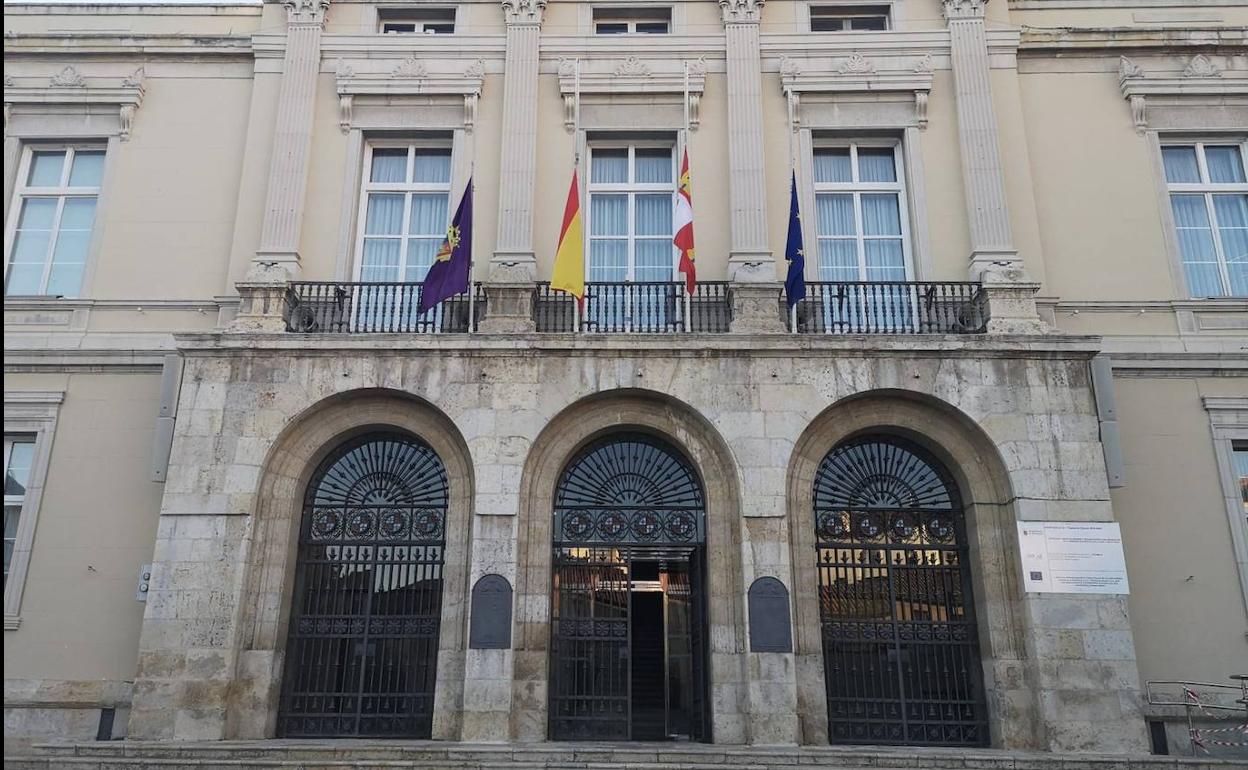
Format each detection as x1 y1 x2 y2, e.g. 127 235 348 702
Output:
673 149 696 294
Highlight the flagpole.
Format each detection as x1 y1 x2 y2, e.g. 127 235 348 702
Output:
682 60 692 330
786 84 799 334
573 57 582 331
466 173 475 332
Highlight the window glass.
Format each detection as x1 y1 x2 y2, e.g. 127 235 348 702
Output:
1234 446 1248 517
68 151 105 187
634 148 672 184
1162 146 1201 184
413 150 452 184
858 148 897 183
635 21 668 33
1214 194 1248 296
371 149 408 183
591 149 629 184
596 22 627 33
814 149 852 183
27 151 66 187
1206 146 1247 184
4 440 34 497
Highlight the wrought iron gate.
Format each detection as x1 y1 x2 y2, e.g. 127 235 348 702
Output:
813 436 987 747
549 434 709 742
278 433 448 738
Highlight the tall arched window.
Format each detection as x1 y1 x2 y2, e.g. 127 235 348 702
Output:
279 433 448 738
813 435 987 747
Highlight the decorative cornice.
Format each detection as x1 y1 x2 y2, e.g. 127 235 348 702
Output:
501 0 546 26
49 65 85 88
5 69 146 140
558 58 706 131
283 0 329 26
1183 54 1222 79
780 57 935 130
719 0 765 24
942 0 988 20
334 58 486 133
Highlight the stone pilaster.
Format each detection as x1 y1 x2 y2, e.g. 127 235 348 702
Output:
478 283 536 333
229 263 290 333
489 0 546 282
720 0 774 282
729 283 786 334
981 265 1047 334
252 0 330 277
942 0 1019 278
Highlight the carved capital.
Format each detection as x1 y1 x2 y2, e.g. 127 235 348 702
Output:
501 0 546 26
942 0 987 21
283 0 329 26
720 0 764 24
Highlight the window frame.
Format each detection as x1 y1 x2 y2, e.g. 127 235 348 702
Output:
376 6 457 35
351 139 455 284
3 391 63 630
808 3 892 32
591 6 673 35
3 143 107 298
809 138 915 283
584 140 678 283
1204 397 1248 622
1159 138 1248 299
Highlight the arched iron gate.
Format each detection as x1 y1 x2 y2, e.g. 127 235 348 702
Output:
813 436 987 746
278 433 448 738
549 433 710 742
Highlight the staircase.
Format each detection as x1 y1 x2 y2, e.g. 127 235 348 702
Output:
5 741 1242 770
629 608 667 741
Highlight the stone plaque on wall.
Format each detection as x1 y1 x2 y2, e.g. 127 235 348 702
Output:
748 577 793 653
469 574 512 650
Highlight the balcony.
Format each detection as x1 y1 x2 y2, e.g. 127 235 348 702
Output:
533 281 732 333
266 279 994 336
789 281 987 335
284 281 485 333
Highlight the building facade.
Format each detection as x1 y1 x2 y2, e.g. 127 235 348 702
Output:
3 0 1247 758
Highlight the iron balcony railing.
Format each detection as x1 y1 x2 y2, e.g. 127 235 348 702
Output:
285 281 485 333
534 281 732 333
790 281 987 335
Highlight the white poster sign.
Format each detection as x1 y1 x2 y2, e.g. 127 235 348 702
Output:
1016 521 1129 594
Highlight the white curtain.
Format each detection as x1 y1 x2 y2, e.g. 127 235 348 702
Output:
413 150 452 184
1215 193 1248 295
370 149 407 183
1162 147 1200 184
635 149 671 184
1171 194 1222 297
592 150 628 184
814 149 851 184
1206 146 1246 184
858 148 896 183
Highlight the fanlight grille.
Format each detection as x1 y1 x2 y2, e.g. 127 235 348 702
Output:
814 436 955 511
309 433 448 509
556 433 704 509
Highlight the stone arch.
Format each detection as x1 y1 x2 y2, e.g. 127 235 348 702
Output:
511 389 748 743
786 389 1034 749
227 388 474 740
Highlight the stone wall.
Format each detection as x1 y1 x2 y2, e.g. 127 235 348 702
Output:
127 331 1149 753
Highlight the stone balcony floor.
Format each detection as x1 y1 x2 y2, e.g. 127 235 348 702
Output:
6 741 1244 770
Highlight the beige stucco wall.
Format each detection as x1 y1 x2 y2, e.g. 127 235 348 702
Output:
3 373 163 682
1112 376 1248 684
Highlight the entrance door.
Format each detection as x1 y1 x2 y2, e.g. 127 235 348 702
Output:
548 434 709 742
278 433 448 738
813 436 987 747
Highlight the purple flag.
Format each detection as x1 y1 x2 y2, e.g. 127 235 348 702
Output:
418 179 472 315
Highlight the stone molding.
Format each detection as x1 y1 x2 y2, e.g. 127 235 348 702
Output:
335 58 486 134
779 54 934 130
3 68 145 140
1118 54 1247 133
556 56 706 131
942 0 988 20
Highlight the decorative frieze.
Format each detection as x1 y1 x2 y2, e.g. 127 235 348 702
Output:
49 66 85 88
334 58 487 134
779 54 935 131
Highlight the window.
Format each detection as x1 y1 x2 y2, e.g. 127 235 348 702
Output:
4 146 104 297
1236 443 1248 532
378 7 455 34
810 4 890 31
355 143 453 284
812 142 911 282
593 7 671 34
1161 142 1248 297
3 436 35 587
587 143 675 283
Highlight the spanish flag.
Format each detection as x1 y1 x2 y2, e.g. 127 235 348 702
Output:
673 148 696 294
550 170 585 304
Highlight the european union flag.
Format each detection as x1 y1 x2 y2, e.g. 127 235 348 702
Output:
418 178 473 315
783 172 806 308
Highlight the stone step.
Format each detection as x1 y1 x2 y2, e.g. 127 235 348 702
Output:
6 741 1243 770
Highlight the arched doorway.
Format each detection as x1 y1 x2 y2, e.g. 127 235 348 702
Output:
548 432 710 742
813 435 987 747
278 432 448 738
